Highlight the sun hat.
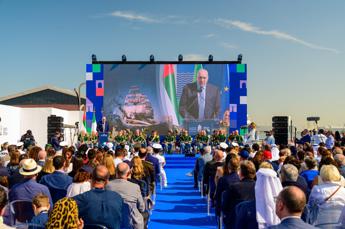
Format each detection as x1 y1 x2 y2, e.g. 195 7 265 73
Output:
19 159 42 176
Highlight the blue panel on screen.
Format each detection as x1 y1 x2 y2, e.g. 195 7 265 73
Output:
229 64 237 73
86 64 93 73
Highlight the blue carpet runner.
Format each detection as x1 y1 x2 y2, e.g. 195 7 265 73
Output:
149 155 216 229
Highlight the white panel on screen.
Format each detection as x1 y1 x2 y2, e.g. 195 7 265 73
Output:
240 96 247 105
86 73 93 81
229 104 237 113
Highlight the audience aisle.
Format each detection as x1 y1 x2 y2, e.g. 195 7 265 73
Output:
149 155 216 229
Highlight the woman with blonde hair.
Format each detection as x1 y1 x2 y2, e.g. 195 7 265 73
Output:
37 156 55 182
130 156 149 197
103 154 116 180
307 164 345 227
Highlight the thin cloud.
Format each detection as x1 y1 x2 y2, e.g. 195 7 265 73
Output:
110 11 158 23
215 19 340 54
220 42 237 49
184 54 208 61
203 33 216 39
108 11 190 24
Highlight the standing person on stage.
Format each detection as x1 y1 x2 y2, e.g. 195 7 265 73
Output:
179 69 220 120
246 122 257 144
147 130 160 146
163 130 175 154
180 130 192 154
97 116 110 133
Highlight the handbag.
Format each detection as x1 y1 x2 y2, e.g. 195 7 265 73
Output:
307 185 342 224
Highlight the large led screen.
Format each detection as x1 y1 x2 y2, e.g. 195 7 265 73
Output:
86 63 247 135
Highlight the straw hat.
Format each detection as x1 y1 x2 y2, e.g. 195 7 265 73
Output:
19 159 42 176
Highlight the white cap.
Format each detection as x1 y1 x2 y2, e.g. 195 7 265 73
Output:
59 141 68 147
231 142 239 147
106 142 114 149
152 143 163 150
219 142 228 149
16 142 24 147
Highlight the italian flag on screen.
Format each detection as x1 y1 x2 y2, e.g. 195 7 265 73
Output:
163 64 180 125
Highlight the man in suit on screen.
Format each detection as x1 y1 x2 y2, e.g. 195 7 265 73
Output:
179 69 220 120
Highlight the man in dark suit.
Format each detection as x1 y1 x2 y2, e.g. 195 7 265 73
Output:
268 186 317 229
138 147 156 196
179 69 220 120
39 156 72 203
203 149 224 203
97 116 110 133
222 160 256 229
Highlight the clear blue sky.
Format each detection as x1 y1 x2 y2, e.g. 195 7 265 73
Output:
1 0 344 129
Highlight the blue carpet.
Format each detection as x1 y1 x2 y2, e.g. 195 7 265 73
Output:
149 155 216 229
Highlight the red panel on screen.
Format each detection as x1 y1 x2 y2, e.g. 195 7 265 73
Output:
96 88 104 96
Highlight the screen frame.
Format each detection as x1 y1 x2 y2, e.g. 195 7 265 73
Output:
92 60 241 65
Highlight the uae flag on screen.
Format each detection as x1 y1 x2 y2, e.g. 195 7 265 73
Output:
163 64 180 125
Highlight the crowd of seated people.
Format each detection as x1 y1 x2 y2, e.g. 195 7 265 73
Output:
0 127 345 228
0 132 170 229
193 129 345 229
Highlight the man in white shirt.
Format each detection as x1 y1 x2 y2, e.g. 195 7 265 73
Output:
312 129 327 146
113 148 125 168
152 144 167 187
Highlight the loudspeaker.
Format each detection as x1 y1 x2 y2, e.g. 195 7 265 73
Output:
47 115 64 144
272 116 288 145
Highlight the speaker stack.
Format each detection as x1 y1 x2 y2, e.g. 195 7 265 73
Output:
47 115 64 144
272 116 288 146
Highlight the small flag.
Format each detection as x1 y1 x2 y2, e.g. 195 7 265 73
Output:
81 109 87 132
91 110 97 134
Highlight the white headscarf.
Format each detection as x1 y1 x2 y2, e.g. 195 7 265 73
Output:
255 168 283 228
270 145 280 161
